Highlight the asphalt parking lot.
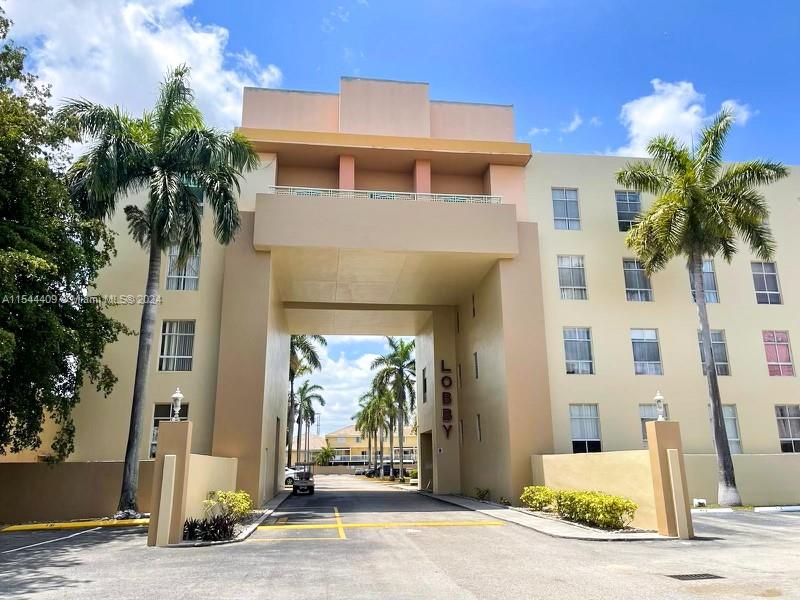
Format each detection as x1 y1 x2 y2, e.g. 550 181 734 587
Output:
1 475 799 599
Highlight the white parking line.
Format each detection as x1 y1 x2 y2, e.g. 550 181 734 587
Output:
1 526 102 554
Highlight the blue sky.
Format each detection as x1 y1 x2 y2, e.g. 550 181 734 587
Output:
5 0 798 431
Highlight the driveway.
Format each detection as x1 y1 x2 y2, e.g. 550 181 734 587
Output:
1 475 798 599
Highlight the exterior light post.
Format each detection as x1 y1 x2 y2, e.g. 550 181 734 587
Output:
654 390 666 421
170 387 184 422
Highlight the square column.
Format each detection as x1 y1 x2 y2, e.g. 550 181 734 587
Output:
413 159 431 193
339 155 355 190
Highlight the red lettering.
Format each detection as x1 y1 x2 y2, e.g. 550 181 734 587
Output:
442 391 452 405
441 375 453 388
441 360 452 372
442 408 452 421
442 424 452 438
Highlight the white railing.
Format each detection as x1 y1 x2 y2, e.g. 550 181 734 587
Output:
268 185 502 205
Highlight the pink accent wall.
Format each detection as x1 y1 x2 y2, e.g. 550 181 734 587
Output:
339 155 355 189
355 169 413 192
242 89 339 132
277 166 338 188
431 173 484 195
413 160 431 193
484 164 528 221
339 78 430 137
431 101 515 142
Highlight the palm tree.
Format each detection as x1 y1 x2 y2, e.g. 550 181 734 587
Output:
59 65 258 512
354 390 389 473
371 337 416 479
295 380 325 466
353 396 376 469
617 110 788 507
315 444 335 466
287 335 327 466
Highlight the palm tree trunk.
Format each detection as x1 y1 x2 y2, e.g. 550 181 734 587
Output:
692 252 741 506
398 380 405 479
286 378 295 467
388 416 395 479
118 243 161 512
296 405 303 467
379 425 384 479
367 434 372 472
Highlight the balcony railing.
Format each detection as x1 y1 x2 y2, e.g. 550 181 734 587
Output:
268 185 501 205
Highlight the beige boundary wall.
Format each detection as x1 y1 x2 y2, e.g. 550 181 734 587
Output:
531 450 657 530
684 454 800 506
0 461 154 524
184 454 238 520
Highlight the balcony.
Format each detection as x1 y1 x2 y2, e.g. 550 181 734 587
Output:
268 185 501 205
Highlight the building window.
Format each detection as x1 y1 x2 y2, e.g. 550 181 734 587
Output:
698 330 730 376
570 404 601 453
476 413 482 442
775 405 800 452
158 320 195 371
639 403 669 447
752 261 782 304
473 351 479 379
422 368 427 403
723 405 742 454
150 403 188 458
689 259 719 303
165 245 200 291
552 187 580 230
763 331 794 376
631 329 662 375
623 259 653 302
615 191 640 231
557 255 587 300
563 327 594 374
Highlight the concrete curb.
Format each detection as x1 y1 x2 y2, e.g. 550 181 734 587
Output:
169 490 291 548
692 505 800 514
1 518 149 533
429 493 671 542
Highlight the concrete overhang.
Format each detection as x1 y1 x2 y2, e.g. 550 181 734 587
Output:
237 127 532 175
284 303 433 335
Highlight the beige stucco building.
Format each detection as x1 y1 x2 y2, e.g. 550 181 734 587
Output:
290 425 417 468
34 76 799 507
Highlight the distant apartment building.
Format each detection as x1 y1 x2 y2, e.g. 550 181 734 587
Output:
9 76 796 506
291 425 417 468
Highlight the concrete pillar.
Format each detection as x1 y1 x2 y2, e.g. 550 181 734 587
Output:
431 308 461 494
484 164 528 221
646 420 694 538
147 421 192 546
339 155 355 189
413 159 431 193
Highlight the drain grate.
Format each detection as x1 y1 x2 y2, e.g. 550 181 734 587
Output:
666 573 724 581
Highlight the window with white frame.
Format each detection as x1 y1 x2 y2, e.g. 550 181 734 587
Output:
166 245 200 290
689 259 719 303
623 259 652 302
615 191 640 231
763 330 794 376
630 329 662 375
158 320 195 371
149 403 188 458
752 261 782 304
563 327 594 374
723 405 742 454
570 404 601 453
775 405 800 453
639 403 669 446
557 255 587 299
552 188 580 230
698 330 730 376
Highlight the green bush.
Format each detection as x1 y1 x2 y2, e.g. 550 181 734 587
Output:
183 515 236 542
498 496 511 506
519 486 557 511
203 490 253 523
554 490 637 529
409 468 418 479
474 487 490 501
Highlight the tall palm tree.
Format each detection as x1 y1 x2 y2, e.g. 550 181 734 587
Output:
58 65 258 512
353 396 376 469
617 110 788 507
371 337 416 478
287 335 327 466
355 390 389 473
295 380 324 466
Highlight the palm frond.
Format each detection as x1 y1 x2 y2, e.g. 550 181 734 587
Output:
153 64 197 149
712 160 789 196
695 110 733 185
124 204 152 249
646 135 691 176
616 162 669 195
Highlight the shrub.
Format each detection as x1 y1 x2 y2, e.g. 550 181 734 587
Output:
474 487 490 501
520 486 557 511
203 490 253 523
197 515 236 541
554 490 637 530
183 518 202 541
409 468 418 479
498 496 511 506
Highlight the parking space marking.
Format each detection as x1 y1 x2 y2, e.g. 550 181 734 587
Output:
1 519 148 533
1 526 102 554
333 506 347 540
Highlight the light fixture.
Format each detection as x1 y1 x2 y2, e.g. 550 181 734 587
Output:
654 390 666 421
171 387 184 422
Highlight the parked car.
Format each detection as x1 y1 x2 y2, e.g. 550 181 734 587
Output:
364 465 408 478
284 466 298 485
292 471 315 495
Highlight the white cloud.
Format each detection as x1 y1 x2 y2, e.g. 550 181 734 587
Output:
5 0 282 129
589 116 602 126
615 79 755 157
561 111 583 133
527 127 550 136
322 5 350 32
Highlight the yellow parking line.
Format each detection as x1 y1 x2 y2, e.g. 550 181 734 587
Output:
333 506 347 540
249 536 342 542
257 520 504 531
1 519 149 533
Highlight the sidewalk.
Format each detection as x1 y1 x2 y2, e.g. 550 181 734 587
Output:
430 493 669 542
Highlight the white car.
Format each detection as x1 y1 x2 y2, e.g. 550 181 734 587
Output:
284 466 298 485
